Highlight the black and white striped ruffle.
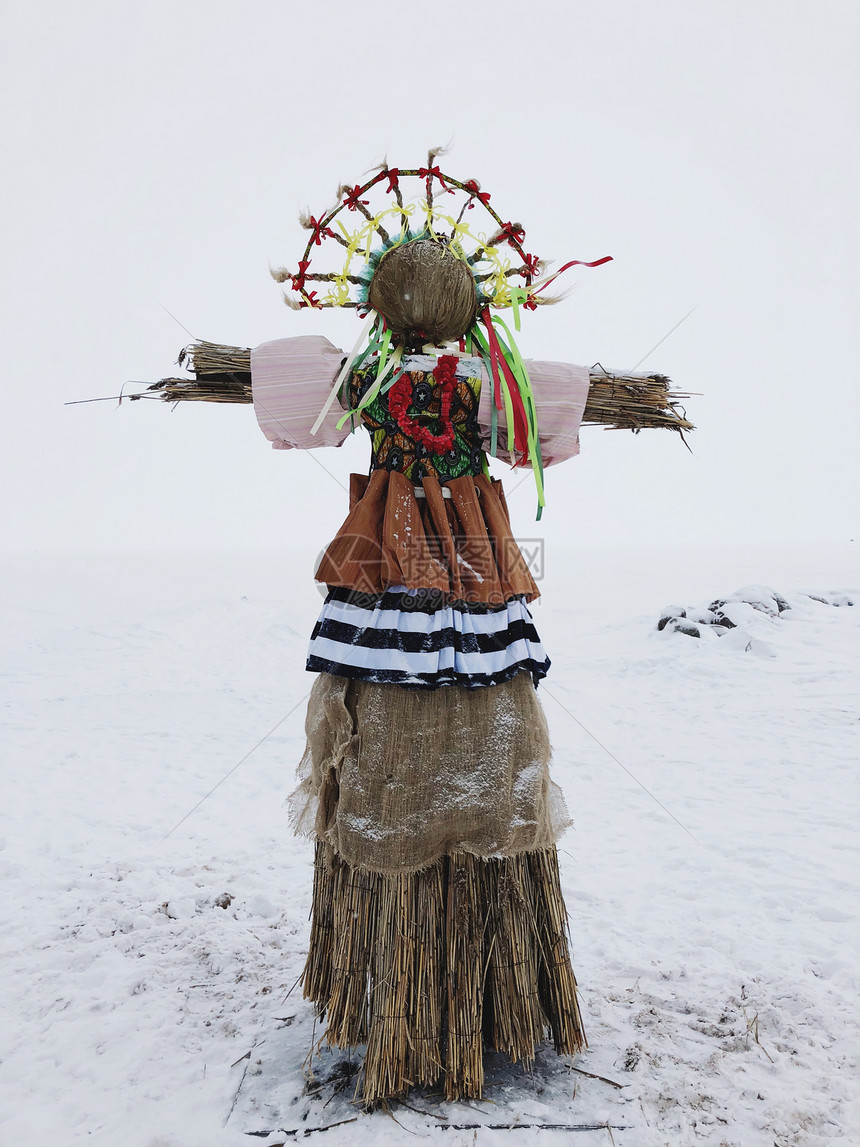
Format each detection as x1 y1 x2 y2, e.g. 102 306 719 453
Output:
306 586 550 689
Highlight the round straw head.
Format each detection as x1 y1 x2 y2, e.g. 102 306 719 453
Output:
368 239 477 343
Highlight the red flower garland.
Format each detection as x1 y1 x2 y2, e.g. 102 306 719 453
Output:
387 355 459 455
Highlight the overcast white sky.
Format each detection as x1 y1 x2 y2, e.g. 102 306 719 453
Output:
1 0 857 555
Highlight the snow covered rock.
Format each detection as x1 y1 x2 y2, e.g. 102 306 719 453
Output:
804 590 855 607
718 584 792 616
658 585 804 649
656 583 854 658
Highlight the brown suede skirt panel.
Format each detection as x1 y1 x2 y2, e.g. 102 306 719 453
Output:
314 470 539 604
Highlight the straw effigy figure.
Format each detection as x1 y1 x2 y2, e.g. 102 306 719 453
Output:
132 154 692 1105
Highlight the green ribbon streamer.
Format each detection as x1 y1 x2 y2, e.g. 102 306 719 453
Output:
509 286 528 333
335 319 406 430
488 314 547 518
333 317 384 429
467 325 500 458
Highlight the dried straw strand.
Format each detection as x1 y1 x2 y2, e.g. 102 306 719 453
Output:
444 853 485 1100
484 857 547 1068
362 870 413 1101
411 861 445 1087
528 849 586 1055
325 859 376 1048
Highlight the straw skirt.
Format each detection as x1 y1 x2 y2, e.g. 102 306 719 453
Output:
294 671 585 1103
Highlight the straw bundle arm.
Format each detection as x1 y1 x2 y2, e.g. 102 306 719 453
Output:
141 340 695 434
144 341 255 403
584 365 694 434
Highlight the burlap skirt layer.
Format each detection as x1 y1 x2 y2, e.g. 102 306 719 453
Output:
313 470 540 605
304 841 586 1104
290 671 572 875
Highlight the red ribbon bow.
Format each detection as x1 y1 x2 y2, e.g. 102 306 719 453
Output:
463 179 491 208
343 185 369 212
417 165 453 194
307 215 335 246
290 259 311 293
494 221 526 248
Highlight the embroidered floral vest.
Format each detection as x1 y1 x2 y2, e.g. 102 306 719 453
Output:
349 354 485 483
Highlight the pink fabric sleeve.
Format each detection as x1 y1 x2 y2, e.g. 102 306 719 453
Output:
477 359 591 467
250 335 348 450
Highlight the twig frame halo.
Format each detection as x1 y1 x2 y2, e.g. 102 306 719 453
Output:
273 152 610 316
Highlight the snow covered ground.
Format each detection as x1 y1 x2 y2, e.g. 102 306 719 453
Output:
2 543 858 1147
